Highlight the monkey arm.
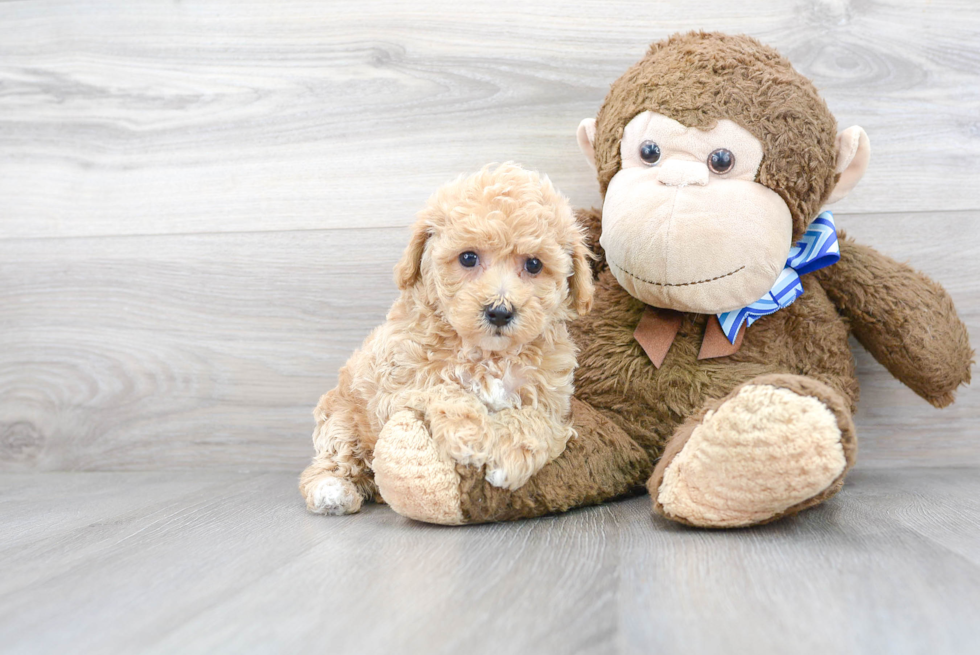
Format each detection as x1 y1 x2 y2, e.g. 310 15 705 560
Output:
575 207 607 278
813 232 973 408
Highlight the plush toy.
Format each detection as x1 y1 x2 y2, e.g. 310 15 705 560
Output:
371 32 973 527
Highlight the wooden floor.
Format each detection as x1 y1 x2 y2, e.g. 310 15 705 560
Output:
3 1 980 654
1 468 979 655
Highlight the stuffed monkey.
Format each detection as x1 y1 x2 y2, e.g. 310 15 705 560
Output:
372 32 972 527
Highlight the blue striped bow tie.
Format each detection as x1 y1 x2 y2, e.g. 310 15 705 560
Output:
716 211 840 344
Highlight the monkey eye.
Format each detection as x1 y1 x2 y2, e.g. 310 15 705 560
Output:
524 257 543 275
708 148 735 174
639 141 662 166
459 251 479 268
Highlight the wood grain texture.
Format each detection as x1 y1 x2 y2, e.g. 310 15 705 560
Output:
0 0 978 240
1 470 978 655
1 211 978 472
3 5 978 654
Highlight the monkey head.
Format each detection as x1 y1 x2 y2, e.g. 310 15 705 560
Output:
577 32 871 313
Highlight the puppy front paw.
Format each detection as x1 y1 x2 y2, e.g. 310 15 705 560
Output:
304 475 363 515
484 443 550 490
426 401 491 469
485 468 510 488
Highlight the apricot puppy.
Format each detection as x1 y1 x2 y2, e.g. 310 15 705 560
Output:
300 163 594 515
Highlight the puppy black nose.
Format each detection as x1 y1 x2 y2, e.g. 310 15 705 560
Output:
485 305 514 327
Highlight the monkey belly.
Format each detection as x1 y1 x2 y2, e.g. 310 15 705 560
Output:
571 270 858 459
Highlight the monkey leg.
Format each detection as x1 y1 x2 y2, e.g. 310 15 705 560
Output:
649 374 857 528
373 398 652 525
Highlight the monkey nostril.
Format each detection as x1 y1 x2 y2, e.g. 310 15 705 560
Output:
657 160 709 187
485 305 514 327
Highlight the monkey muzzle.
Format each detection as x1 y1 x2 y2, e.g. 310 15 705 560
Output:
600 167 793 314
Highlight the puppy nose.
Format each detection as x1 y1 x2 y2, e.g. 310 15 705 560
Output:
485 305 514 327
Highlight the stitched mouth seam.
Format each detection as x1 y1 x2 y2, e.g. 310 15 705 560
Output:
609 260 745 287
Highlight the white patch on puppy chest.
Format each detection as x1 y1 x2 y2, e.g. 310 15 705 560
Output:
471 371 521 411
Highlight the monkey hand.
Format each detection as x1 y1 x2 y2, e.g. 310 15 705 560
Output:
815 234 973 407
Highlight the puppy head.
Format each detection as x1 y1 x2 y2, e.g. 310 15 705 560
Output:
394 163 593 352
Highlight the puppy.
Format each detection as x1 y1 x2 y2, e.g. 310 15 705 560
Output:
299 163 594 515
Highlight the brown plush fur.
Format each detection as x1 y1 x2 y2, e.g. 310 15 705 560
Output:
575 214 974 416
813 233 974 407
571 268 859 458
455 398 652 523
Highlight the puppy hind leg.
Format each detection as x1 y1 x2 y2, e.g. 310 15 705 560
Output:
300 408 376 516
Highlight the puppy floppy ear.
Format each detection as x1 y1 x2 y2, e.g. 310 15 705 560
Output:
394 219 431 290
567 236 595 317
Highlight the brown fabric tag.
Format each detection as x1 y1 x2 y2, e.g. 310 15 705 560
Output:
698 316 745 360
633 307 683 369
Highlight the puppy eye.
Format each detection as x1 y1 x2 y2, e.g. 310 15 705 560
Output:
708 148 735 174
639 141 661 166
524 257 543 275
459 251 479 268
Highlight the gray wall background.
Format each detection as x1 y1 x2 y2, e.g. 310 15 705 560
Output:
1 0 978 473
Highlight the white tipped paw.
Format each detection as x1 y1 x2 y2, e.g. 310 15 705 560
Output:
307 477 363 516
485 468 510 488
483 456 540 491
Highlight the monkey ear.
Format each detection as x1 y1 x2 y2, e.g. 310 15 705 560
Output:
827 126 871 204
393 219 431 290
567 238 595 317
577 118 597 170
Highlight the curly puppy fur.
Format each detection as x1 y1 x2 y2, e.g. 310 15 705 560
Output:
300 163 595 515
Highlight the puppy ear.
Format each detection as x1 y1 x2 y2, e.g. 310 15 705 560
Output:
567 236 595 317
394 219 431 290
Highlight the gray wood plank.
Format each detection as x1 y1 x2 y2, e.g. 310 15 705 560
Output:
0 471 244 552
1 211 978 472
1 469 978 655
1 0 978 240
623 473 980 655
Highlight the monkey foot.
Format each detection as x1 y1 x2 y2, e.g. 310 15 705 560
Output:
650 374 857 528
373 410 465 525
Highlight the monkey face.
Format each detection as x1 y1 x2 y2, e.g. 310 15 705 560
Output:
597 112 794 313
